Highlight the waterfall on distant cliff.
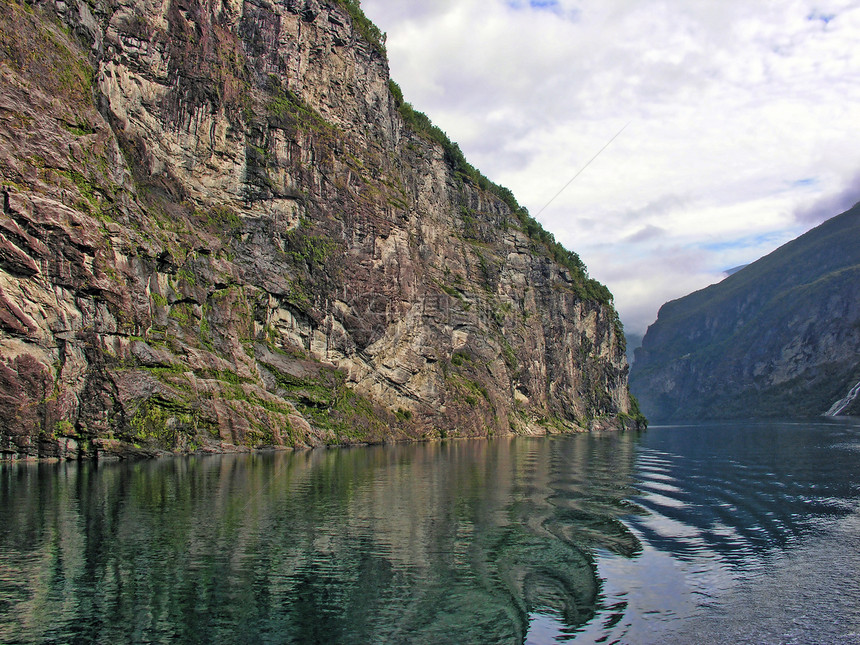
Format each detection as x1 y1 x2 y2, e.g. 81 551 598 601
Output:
826 380 860 416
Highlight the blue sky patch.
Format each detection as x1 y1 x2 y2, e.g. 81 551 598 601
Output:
807 11 836 25
507 0 565 13
791 177 817 188
506 0 580 20
699 231 788 254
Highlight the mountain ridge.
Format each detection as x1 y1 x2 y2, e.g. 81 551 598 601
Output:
0 0 641 460
630 202 860 421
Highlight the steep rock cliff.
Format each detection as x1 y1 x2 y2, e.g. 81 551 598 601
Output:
630 203 860 421
0 0 637 459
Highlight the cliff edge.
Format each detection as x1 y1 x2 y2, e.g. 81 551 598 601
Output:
0 0 639 459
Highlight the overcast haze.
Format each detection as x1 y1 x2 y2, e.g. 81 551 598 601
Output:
360 0 860 337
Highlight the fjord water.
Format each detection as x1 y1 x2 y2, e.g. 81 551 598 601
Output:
1 421 859 644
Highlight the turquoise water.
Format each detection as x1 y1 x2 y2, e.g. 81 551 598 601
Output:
1 420 859 644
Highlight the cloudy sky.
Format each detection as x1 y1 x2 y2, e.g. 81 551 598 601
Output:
360 0 860 337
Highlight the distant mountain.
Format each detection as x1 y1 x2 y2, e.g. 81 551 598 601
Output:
723 264 748 276
630 203 860 421
625 333 643 367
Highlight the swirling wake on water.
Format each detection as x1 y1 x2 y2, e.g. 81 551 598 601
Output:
0 435 638 644
565 420 860 645
1 420 859 644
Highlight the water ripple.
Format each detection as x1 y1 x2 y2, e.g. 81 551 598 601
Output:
2 421 858 644
578 419 860 644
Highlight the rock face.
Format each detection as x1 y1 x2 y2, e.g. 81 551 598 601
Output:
630 203 860 421
0 0 637 460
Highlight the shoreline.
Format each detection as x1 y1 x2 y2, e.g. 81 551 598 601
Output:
0 414 644 463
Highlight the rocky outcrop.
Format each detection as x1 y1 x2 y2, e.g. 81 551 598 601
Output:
630 203 860 421
0 0 637 460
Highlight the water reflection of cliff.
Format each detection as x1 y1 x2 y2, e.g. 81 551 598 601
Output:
0 433 642 644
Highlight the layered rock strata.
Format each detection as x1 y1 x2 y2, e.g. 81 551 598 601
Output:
0 0 637 459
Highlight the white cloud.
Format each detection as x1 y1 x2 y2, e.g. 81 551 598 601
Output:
794 171 860 224
362 0 860 335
